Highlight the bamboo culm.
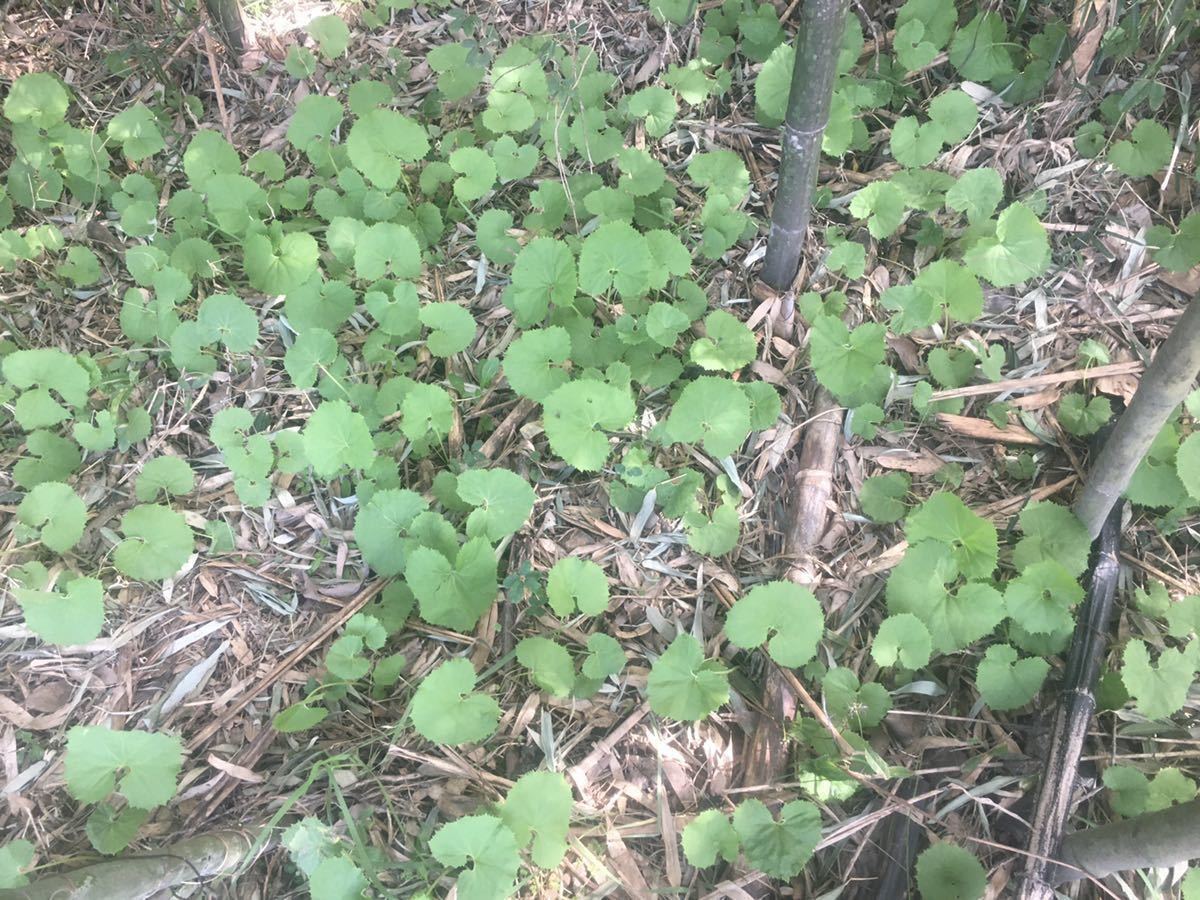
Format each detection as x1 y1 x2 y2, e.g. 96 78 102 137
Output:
760 0 850 290
1074 294 1200 537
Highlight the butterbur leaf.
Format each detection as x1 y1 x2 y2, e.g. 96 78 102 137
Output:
355 222 421 281
449 147 497 202
65 726 183 808
476 209 519 265
503 327 570 400
1147 767 1197 812
580 632 625 680
3 348 90 430
286 94 343 154
916 842 988 900
326 634 370 681
16 577 104 646
429 814 520 900
578 221 652 299
743 381 782 431
274 702 328 733
308 856 367 900
500 771 572 868
754 44 792 125
963 203 1050 287
401 383 454 447
928 90 978 144
872 613 932 669
666 376 752 458
86 803 148 855
428 43 485 101
135 456 194 502
1012 501 1091 576
346 109 429 189
307 14 350 58
114 504 193 581
683 810 739 868
977 643 1049 710
196 294 258 352
420 302 476 356
1175 432 1200 500
684 502 740 555
732 799 821 879
243 231 318 296
492 136 538 182
516 637 575 697
547 557 609 616
690 310 756 371
1148 212 1200 273
948 11 1014 80
627 86 677 137
887 542 1005 653
183 132 240 188
725 581 824 667
1121 639 1198 720
647 633 730 721
906 492 998 579
823 668 891 729
107 103 164 160
505 237 576 326
17 481 86 551
4 72 70 128
542 380 635 471
457 467 535 542
808 316 888 406
1004 560 1084 635
1058 392 1111 437
1103 765 1150 817
284 328 339 389
1108 120 1172 177
946 168 1004 224
859 472 910 523
849 181 906 238
0 839 34 888
895 18 938 70
302 400 376 479
410 658 500 745
405 538 497 631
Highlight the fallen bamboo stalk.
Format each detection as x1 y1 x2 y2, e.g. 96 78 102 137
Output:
0 828 260 900
1047 798 1200 885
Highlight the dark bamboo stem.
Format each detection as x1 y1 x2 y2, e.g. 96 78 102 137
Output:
1074 294 1200 537
1019 496 1123 900
760 0 850 290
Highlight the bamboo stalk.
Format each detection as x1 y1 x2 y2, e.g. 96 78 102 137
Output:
1049 798 1200 885
0 828 259 900
760 0 850 290
1073 294 1200 537
1018 495 1123 900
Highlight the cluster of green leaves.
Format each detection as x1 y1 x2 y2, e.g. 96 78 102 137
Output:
2 0 1193 893
286 768 573 900
62 725 185 854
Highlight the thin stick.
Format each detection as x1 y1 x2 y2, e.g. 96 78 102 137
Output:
928 360 1144 402
200 26 234 143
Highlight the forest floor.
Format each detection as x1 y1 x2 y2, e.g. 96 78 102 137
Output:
1 0 1198 898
